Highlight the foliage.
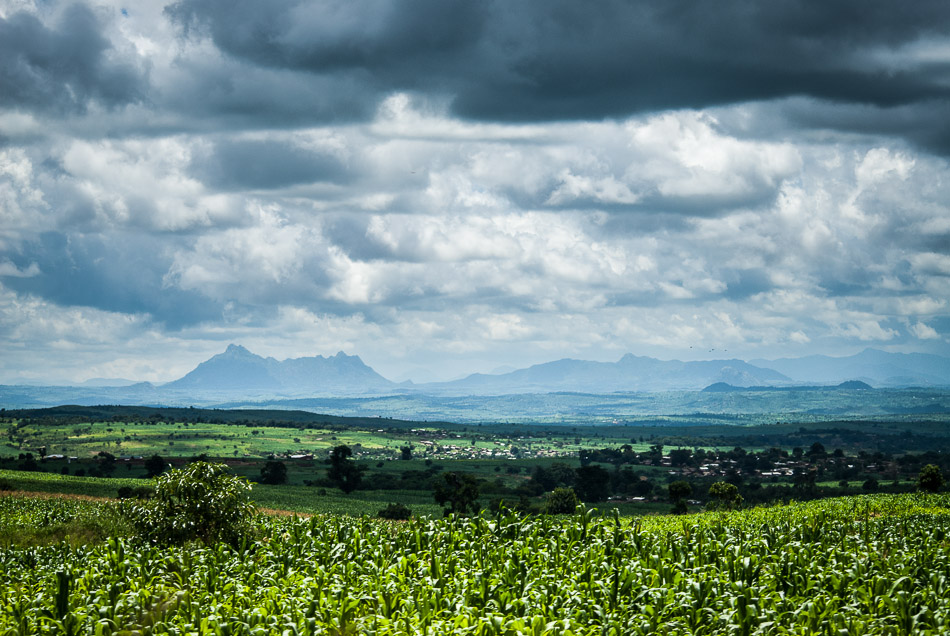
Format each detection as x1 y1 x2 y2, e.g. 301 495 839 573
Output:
116 485 153 500
327 445 363 494
668 480 692 501
144 454 167 478
669 480 693 514
377 502 412 520
124 462 255 546
0 494 949 633
542 487 580 514
0 495 131 546
708 481 743 510
574 464 611 501
918 463 945 492
433 471 480 516
258 459 288 485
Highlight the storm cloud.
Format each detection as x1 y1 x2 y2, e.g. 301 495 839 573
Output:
0 0 948 383
0 3 145 113
159 1 950 138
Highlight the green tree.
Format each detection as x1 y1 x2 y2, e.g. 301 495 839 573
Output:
144 454 166 478
668 480 692 501
918 464 945 493
327 445 363 494
708 481 743 511
668 480 692 514
378 502 412 520
400 446 413 460
792 466 818 495
97 451 117 476
124 462 255 546
259 459 288 485
433 472 480 516
543 487 581 514
574 465 611 501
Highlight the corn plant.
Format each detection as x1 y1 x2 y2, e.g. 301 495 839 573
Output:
0 493 947 634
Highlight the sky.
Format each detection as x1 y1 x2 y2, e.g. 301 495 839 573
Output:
1 0 950 385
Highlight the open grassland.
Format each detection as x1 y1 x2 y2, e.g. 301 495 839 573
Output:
0 493 948 634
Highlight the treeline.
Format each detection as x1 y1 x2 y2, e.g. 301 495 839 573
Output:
1 405 446 430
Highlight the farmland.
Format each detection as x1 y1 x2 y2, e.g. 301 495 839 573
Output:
1 402 949 633
0 492 948 634
2 403 950 517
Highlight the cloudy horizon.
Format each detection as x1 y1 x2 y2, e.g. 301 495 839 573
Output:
2 0 950 385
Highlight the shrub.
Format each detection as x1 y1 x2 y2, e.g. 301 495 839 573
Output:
543 487 581 514
118 485 154 500
377 502 412 520
433 472 480 516
918 464 945 493
708 481 743 511
258 460 288 485
124 462 255 546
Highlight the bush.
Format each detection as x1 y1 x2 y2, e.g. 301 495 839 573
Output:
124 462 255 546
377 502 412 520
258 460 288 485
542 487 580 514
433 472 480 516
0 478 13 492
118 486 154 500
708 481 743 511
918 464 945 493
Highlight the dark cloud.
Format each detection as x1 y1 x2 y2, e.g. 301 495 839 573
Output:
1 232 221 329
722 269 774 300
321 216 394 261
0 4 145 113
164 0 950 133
782 99 950 156
166 0 486 79
190 139 352 190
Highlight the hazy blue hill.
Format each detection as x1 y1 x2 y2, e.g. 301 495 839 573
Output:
753 348 950 386
423 354 790 394
273 351 394 392
79 378 139 387
702 380 874 392
164 345 282 391
164 344 395 394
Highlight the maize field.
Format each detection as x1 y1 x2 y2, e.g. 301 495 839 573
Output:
0 493 948 634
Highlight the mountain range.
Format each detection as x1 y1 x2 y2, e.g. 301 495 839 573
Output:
2 346 949 410
421 353 790 394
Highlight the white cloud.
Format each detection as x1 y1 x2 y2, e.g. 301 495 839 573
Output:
0 260 40 277
164 205 314 298
625 111 802 202
910 321 940 340
2 18 950 384
61 137 244 231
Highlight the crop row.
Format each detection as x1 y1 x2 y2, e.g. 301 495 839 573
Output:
0 493 948 634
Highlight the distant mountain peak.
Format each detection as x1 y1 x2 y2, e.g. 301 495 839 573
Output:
164 345 393 394
837 380 873 390
702 382 737 392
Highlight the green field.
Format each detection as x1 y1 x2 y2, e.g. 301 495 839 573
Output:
3 405 948 518
0 493 948 634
